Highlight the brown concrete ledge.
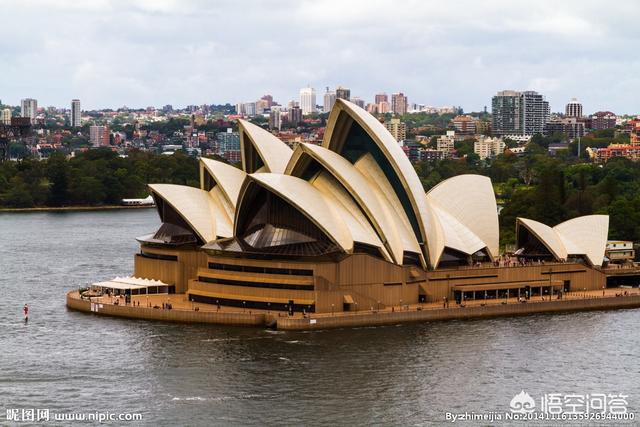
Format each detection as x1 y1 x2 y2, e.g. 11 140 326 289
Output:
0 205 154 213
66 291 266 327
276 295 640 330
67 290 640 330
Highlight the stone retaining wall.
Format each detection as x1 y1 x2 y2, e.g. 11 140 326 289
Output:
66 291 266 327
276 295 640 330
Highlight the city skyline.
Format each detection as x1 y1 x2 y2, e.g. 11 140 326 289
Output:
1 0 639 113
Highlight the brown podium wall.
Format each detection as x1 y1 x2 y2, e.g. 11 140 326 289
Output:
134 246 207 293
132 243 608 314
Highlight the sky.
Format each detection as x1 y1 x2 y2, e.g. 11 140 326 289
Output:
0 0 638 113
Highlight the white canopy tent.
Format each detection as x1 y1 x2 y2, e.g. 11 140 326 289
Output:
91 276 173 295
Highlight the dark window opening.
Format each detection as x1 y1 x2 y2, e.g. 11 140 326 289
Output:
437 247 471 268
152 194 202 245
353 242 384 259
189 293 314 312
198 276 313 290
515 226 555 261
208 262 313 276
202 168 216 191
235 185 341 257
139 251 178 261
402 251 422 267
243 132 265 173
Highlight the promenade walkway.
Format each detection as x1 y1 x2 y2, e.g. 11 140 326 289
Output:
88 287 640 319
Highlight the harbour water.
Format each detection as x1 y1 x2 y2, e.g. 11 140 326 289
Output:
1 210 639 425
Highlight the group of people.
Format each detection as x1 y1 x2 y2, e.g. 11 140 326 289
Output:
492 256 559 268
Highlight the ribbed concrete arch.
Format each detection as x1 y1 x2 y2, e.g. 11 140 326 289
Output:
430 205 487 257
286 143 411 265
323 99 437 267
149 184 220 243
199 157 246 209
517 218 569 261
238 119 292 174
426 174 499 265
554 215 609 267
235 173 354 252
354 153 426 267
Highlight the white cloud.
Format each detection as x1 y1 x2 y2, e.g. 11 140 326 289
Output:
0 0 638 113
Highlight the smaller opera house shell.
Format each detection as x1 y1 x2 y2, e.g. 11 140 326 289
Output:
135 99 609 313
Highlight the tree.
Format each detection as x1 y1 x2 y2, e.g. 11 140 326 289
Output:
47 152 69 206
5 176 34 208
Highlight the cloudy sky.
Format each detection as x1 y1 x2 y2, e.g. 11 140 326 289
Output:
1 0 638 113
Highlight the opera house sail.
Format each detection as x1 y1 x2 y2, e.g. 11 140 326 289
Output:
131 99 610 314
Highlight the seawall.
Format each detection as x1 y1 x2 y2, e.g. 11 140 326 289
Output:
67 290 640 331
277 295 640 330
66 291 266 327
0 205 154 213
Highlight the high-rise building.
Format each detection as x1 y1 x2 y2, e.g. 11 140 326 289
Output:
391 92 408 115
90 125 110 147
1 108 11 125
236 102 257 117
71 99 81 128
436 131 456 156
21 98 38 124
474 136 505 160
323 88 336 113
216 129 241 163
378 101 391 114
269 110 282 130
299 87 316 115
336 86 350 101
545 117 585 140
565 98 583 118
590 111 617 130
384 117 406 142
288 106 303 126
451 115 478 135
244 102 257 117
260 94 274 107
256 99 269 114
375 93 388 104
351 97 365 109
491 90 549 137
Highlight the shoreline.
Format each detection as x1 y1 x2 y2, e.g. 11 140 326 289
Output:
0 205 155 213
66 289 640 331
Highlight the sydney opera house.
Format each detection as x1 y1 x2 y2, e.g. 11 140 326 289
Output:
133 99 610 314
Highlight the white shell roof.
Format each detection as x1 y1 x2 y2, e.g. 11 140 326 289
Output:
149 184 220 242
354 153 425 266
207 186 234 238
517 216 609 266
238 119 292 174
285 143 411 265
310 172 391 261
323 99 437 267
430 205 487 256
554 215 609 267
239 173 354 252
199 157 246 209
426 174 500 265
517 218 569 261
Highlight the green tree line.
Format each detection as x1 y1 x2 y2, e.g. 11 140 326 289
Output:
0 149 199 208
415 142 640 246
